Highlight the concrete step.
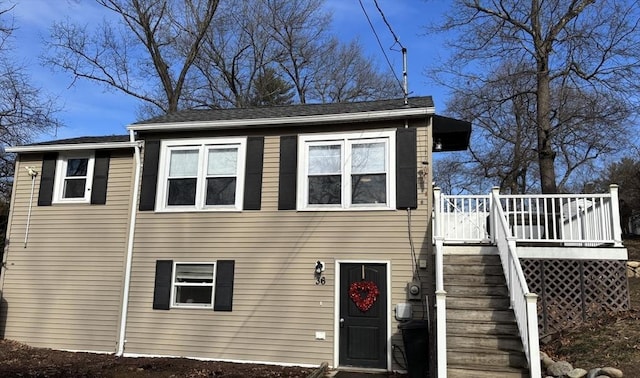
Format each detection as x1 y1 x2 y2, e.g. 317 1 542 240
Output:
448 365 529 378
445 283 509 296
447 320 519 335
448 347 528 369
447 308 517 323
446 295 511 309
448 334 523 352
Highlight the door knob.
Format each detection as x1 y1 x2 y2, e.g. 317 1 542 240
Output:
339 318 345 328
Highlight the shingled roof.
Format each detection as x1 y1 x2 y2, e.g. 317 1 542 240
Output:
29 135 130 146
133 96 434 125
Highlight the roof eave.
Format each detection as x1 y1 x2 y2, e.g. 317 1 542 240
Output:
127 107 435 132
6 141 138 153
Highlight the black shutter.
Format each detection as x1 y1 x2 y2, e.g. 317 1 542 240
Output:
278 135 297 210
139 140 160 211
90 150 110 205
396 128 418 209
38 152 58 206
214 260 235 311
243 137 264 210
153 260 173 310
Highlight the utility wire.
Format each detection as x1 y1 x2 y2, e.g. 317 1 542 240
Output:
357 0 404 92
373 0 405 51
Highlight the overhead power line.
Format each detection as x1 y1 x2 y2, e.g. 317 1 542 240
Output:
358 0 408 101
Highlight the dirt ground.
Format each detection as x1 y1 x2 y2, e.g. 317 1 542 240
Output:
0 339 315 377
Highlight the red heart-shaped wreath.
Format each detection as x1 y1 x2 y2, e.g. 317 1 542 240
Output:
349 281 380 312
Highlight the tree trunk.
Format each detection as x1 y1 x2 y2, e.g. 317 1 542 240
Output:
536 57 558 193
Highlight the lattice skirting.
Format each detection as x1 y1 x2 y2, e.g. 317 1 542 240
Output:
520 259 630 335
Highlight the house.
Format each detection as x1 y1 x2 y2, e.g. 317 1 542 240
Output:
1 97 473 374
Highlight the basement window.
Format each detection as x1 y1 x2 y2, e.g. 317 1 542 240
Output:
171 263 215 308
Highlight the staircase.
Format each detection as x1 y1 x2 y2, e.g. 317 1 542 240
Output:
443 247 530 378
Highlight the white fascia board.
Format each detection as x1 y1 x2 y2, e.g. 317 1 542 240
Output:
127 107 435 132
6 141 138 153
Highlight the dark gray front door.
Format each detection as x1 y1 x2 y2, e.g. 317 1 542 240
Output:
339 263 387 369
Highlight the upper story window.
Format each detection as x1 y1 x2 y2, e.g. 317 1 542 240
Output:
157 138 246 211
297 130 395 210
53 154 95 203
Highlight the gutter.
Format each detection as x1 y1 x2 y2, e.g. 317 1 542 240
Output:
117 131 142 356
127 107 435 132
6 141 138 153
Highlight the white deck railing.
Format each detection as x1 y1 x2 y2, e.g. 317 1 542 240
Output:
490 188 541 378
436 185 623 246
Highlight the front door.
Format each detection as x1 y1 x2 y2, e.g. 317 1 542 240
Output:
339 263 387 369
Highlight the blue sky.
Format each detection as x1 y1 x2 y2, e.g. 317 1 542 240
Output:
12 0 451 141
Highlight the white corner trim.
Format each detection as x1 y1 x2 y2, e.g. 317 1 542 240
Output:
127 108 434 132
7 141 138 153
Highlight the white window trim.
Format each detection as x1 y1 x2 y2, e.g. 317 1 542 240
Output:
156 137 247 212
297 129 396 211
170 261 217 309
52 153 95 204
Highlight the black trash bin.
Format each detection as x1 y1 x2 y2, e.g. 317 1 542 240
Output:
398 319 429 378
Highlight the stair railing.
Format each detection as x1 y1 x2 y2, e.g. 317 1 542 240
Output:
433 187 448 378
490 187 541 378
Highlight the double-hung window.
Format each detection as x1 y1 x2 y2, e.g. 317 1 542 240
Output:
171 263 215 308
298 130 395 210
53 154 95 203
157 138 246 211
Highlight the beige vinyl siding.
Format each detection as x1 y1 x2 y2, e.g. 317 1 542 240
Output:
123 125 432 368
1 151 134 352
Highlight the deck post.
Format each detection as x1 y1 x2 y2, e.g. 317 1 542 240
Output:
526 293 541 378
435 289 447 378
490 187 501 244
609 184 623 247
433 187 442 238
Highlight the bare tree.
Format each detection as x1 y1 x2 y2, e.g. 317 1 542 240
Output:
192 0 400 108
311 39 402 103
443 58 631 193
0 4 61 200
431 0 640 193
44 0 219 116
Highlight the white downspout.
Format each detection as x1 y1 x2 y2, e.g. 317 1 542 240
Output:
117 131 143 356
23 167 38 248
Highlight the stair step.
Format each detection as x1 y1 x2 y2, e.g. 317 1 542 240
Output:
444 254 502 265
448 334 523 351
445 274 507 285
445 284 509 296
448 365 529 378
446 295 511 308
447 308 517 322
448 348 528 368
443 245 498 255
443 263 504 275
447 320 519 335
